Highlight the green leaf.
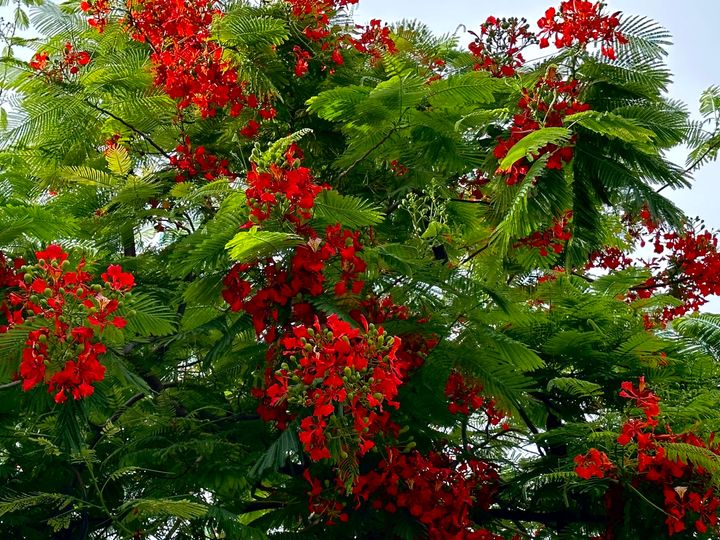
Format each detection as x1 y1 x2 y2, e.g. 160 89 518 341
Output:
566 110 655 148
249 427 301 479
547 377 603 398
312 190 384 228
124 293 177 337
118 498 208 520
225 229 302 263
215 10 289 47
105 146 132 176
427 71 498 109
498 127 571 171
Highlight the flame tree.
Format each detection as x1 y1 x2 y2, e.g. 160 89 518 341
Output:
2 0 720 538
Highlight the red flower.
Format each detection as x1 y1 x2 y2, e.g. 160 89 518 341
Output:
101 264 135 291
574 448 614 479
36 244 68 263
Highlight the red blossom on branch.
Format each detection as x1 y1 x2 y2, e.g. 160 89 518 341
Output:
537 1 628 59
4 245 135 403
494 77 589 185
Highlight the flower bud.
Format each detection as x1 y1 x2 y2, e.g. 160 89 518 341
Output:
23 273 33 284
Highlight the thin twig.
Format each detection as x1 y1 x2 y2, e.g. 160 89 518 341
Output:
84 99 171 159
337 127 398 180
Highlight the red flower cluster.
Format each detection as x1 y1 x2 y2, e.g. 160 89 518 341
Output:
537 1 627 59
4 245 135 403
286 1 397 76
494 78 589 185
575 378 720 536
286 0 359 41
445 370 508 428
353 447 502 540
29 42 91 77
587 246 632 271
573 448 614 479
260 315 408 464
223 224 365 339
468 16 535 77
515 210 573 257
245 145 326 225
292 45 313 77
303 469 350 525
80 0 111 31
616 378 720 535
82 0 260 122
169 136 233 182
457 171 491 201
349 19 397 62
285 0 358 76
389 160 409 177
589 215 720 325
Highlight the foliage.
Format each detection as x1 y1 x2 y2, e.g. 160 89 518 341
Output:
0 0 720 539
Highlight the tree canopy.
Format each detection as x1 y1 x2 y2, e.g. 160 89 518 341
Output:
2 0 720 538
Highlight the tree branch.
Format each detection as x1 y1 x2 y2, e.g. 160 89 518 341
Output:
83 99 171 159
0 380 20 390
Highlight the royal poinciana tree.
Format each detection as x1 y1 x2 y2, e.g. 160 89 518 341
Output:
3 0 720 538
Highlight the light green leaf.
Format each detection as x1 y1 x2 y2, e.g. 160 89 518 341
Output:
225 229 302 262
498 127 571 171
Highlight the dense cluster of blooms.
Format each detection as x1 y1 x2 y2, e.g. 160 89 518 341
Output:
445 370 508 428
223 224 366 341
588 211 720 325
618 378 720 535
262 314 408 463
494 77 590 185
468 16 535 77
169 136 233 182
515 210 573 256
81 0 259 121
537 1 627 59
286 0 396 76
575 378 720 536
244 144 326 225
29 42 91 78
1 245 134 404
573 447 615 480
354 448 502 540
